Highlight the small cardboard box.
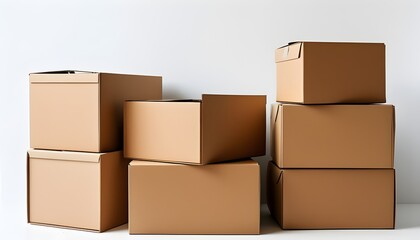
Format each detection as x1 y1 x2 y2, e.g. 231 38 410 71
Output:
128 159 260 234
124 94 266 165
30 70 162 152
27 149 129 232
275 42 385 104
271 103 395 168
267 161 395 229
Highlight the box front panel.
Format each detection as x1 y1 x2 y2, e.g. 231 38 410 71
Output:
129 161 260 234
282 169 395 229
276 59 304 103
280 104 394 168
29 158 100 230
30 83 99 152
124 102 201 164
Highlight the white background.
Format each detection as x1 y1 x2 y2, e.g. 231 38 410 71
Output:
1 0 420 222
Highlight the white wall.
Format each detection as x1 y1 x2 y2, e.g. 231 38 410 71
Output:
1 0 419 215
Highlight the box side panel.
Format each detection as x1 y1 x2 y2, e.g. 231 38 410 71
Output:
282 104 394 168
202 95 266 164
304 42 386 103
282 169 395 229
276 58 304 103
266 161 283 227
99 74 162 152
129 161 260 234
30 82 100 152
100 152 129 231
270 103 280 160
29 157 100 230
124 102 201 164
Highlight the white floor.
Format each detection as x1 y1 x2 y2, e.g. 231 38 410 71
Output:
1 204 419 239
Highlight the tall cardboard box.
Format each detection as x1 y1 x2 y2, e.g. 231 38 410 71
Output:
267 161 395 229
27 149 129 232
124 94 266 165
30 70 162 152
271 103 395 168
275 42 385 104
128 159 260 234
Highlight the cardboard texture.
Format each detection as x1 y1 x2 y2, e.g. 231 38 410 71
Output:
266 161 395 229
30 70 162 152
27 149 129 232
124 94 266 165
128 159 260 234
271 103 395 168
275 42 385 104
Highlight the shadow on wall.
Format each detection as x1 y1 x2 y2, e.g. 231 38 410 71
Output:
163 84 188 99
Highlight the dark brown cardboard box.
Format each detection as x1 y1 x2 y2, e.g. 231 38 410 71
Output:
271 103 395 168
267 161 395 229
30 70 162 153
275 42 385 104
27 149 129 232
124 94 266 165
128 159 260 234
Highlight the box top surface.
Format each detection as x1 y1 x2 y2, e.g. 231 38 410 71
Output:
30 70 100 83
28 149 121 163
129 159 257 166
29 70 161 83
126 94 266 104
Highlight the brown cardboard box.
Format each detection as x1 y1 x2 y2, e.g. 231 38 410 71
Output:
124 94 266 165
266 161 395 229
271 103 395 168
27 149 129 232
30 70 162 152
128 159 260 234
275 42 385 104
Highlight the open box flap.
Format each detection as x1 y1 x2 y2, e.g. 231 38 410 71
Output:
30 70 99 83
27 149 105 163
275 42 303 62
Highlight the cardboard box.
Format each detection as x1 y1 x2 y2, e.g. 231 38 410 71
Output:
128 159 260 234
30 70 162 152
27 149 129 232
266 161 395 229
271 103 395 168
275 42 385 104
124 94 266 165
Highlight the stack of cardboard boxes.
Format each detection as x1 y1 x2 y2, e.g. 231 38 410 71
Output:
125 94 266 234
267 42 396 229
27 71 162 232
27 71 267 234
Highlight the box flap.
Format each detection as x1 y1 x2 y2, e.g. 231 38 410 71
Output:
30 70 99 83
275 42 302 62
27 149 106 162
129 159 256 166
126 99 201 103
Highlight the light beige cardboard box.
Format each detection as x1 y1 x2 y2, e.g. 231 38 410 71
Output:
128 159 260 234
30 70 162 153
27 149 129 232
124 94 266 165
271 103 395 168
275 42 385 104
267 161 395 229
